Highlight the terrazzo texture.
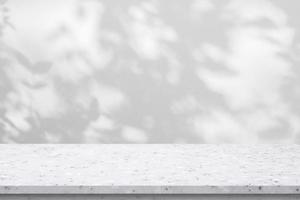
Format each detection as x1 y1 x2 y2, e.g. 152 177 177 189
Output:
0 145 299 194
0 195 300 200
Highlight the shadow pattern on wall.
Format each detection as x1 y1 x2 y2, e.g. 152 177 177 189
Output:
1 0 300 143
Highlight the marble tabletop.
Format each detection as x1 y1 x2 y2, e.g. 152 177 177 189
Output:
0 145 299 194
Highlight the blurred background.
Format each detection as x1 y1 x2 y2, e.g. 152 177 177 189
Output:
0 0 300 143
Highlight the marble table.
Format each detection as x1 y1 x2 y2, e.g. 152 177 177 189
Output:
0 145 299 199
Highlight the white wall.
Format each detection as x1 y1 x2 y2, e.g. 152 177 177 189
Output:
1 0 300 143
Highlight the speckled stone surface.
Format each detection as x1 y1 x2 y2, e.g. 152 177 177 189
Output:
0 145 299 194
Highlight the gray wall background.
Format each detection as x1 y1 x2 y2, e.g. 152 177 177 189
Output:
0 0 300 143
